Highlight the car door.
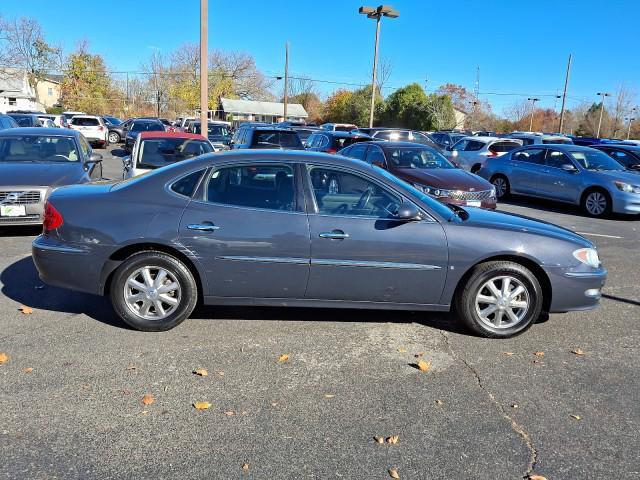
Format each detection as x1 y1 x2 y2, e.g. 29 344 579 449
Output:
538 148 581 202
178 161 310 299
303 164 448 305
508 148 546 195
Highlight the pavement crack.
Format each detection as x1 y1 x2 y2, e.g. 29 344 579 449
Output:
438 331 538 479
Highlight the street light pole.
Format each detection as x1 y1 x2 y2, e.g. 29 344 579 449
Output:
595 92 611 138
626 107 637 140
283 42 289 121
359 5 399 128
527 97 539 131
199 0 208 129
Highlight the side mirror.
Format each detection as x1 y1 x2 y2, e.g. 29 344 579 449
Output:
562 163 578 172
88 153 103 163
394 201 421 221
372 160 386 169
450 150 459 157
123 156 132 169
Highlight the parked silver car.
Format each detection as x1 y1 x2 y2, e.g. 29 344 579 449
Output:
445 136 522 172
478 144 640 217
508 132 573 145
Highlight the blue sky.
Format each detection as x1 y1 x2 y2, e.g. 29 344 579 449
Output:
2 0 639 114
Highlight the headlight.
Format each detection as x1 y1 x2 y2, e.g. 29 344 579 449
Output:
489 186 497 198
416 184 451 197
573 248 601 268
614 181 640 194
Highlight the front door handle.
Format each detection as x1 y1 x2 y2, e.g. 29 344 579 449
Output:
187 223 220 232
319 230 349 240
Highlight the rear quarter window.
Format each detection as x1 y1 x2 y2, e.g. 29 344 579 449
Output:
170 170 206 197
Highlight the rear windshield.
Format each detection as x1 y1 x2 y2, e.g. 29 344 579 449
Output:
334 125 356 132
8 114 36 127
193 124 229 136
489 142 521 153
252 131 302 148
542 138 573 144
131 122 164 132
331 136 370 149
137 138 213 169
0 136 79 162
71 117 100 126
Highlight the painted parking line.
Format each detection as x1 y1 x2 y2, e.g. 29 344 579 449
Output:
575 232 623 239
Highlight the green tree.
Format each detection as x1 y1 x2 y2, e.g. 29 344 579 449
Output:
380 83 456 130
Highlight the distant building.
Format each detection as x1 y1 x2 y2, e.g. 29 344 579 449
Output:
453 107 467 129
218 97 308 126
36 75 63 109
0 69 40 113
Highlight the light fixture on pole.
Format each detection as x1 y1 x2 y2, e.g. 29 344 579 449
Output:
626 107 637 140
596 92 611 138
527 97 540 132
359 5 399 128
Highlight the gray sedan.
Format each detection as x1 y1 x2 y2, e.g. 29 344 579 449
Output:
0 128 103 226
478 144 640 217
33 150 606 338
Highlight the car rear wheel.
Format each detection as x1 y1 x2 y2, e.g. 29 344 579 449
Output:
110 252 198 331
455 261 543 338
581 189 611 217
109 132 120 143
491 175 510 199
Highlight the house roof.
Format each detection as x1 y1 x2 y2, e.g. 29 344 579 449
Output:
220 97 308 118
0 69 26 93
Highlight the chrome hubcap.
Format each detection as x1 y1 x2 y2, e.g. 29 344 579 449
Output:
475 275 529 329
109 133 119 142
586 192 606 215
124 266 181 321
493 178 507 197
328 178 339 194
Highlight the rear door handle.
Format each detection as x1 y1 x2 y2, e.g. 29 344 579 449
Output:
187 223 220 232
319 230 349 240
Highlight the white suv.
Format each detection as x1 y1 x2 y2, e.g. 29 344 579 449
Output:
446 136 523 173
68 115 109 148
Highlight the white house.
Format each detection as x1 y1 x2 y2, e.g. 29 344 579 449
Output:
0 68 42 113
218 97 308 126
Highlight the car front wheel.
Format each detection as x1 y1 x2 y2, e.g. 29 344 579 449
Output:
491 175 510 199
108 132 120 143
582 189 611 217
110 251 198 331
455 261 543 338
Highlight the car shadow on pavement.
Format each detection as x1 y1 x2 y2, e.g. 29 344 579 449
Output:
499 196 638 221
109 147 127 158
0 226 42 238
1 256 131 330
1 256 466 335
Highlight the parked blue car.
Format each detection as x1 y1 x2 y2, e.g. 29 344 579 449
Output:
478 144 640 217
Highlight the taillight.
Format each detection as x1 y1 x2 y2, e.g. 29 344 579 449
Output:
43 201 63 232
486 150 498 157
326 148 337 154
97 126 104 131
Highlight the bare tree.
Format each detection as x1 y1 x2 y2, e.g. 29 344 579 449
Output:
376 58 393 94
141 51 171 117
610 84 636 138
0 16 61 105
209 50 274 100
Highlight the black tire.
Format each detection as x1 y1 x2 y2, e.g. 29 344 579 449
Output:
581 188 611 218
491 175 510 199
454 261 543 338
109 251 198 332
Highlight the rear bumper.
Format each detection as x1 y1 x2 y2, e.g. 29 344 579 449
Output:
544 265 607 312
32 235 106 295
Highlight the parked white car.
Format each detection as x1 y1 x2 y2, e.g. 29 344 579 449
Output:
68 115 109 148
37 114 69 128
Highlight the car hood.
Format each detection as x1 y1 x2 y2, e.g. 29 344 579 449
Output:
395 167 493 190
587 169 640 183
0 162 85 187
456 206 593 248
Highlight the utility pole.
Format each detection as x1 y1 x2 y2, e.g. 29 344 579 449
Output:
527 97 540 132
199 0 208 129
283 42 289 121
596 91 611 138
627 107 637 140
359 5 399 128
558 54 572 134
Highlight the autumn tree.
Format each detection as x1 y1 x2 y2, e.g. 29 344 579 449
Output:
323 89 353 123
380 83 455 130
0 16 61 105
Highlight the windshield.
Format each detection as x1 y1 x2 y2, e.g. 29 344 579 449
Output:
131 122 164 132
136 138 213 169
569 150 625 171
0 136 80 162
253 131 302 148
193 124 229 136
384 146 454 169
542 137 573 144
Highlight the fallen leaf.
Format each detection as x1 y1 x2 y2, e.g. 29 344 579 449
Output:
416 360 431 372
278 354 290 363
141 394 154 406
533 351 545 357
19 306 33 315
193 401 211 410
323 394 335 399
529 475 548 480
571 348 585 356
242 463 250 471
389 467 400 479
435 399 444 406
23 367 33 374
241 411 248 415
193 368 208 377
414 352 425 358
374 436 384 444
504 352 515 356
122 389 131 396
271 402 278 407
570 414 581 420
216 371 225 376
126 364 137 370
0 352 9 364
511 404 519 409
397 347 407 353
224 410 235 416
387 435 399 445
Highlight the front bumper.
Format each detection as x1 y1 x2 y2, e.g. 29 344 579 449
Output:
443 197 497 210
611 190 640 214
544 265 607 312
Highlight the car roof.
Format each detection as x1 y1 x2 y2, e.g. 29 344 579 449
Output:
362 140 435 148
318 131 371 138
594 143 640 151
520 144 592 151
0 127 79 137
139 131 205 140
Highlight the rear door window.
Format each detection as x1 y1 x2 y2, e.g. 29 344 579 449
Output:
71 117 100 127
252 131 302 149
545 149 572 169
464 140 485 151
513 148 545 164
345 143 368 160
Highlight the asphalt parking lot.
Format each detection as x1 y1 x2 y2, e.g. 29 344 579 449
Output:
1 145 639 480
